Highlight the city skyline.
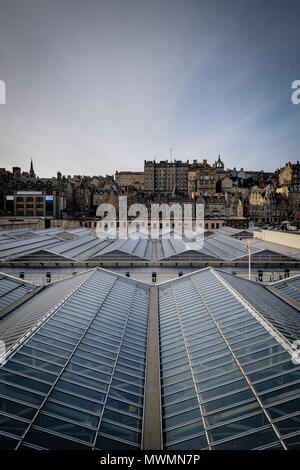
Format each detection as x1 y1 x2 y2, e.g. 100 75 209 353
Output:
2 155 300 179
0 0 299 176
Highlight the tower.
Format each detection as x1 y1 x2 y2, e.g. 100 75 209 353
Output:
29 158 36 178
215 154 224 170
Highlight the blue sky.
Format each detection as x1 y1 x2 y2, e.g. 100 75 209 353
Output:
0 0 299 177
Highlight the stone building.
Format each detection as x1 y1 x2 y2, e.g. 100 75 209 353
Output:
4 190 57 217
197 191 243 218
1 162 66 218
188 155 226 196
115 171 144 189
288 185 300 226
279 161 300 187
248 185 289 224
144 160 189 193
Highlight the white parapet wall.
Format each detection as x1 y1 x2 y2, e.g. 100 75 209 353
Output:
254 229 300 249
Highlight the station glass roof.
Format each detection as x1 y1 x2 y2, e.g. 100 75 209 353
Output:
0 274 35 313
0 228 299 264
268 275 300 309
0 269 150 450
159 268 300 450
0 267 299 449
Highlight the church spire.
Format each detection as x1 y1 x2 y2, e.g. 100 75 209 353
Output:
29 158 36 178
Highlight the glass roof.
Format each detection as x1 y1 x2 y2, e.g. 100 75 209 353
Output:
50 234 110 260
158 268 300 450
0 273 35 313
0 271 94 350
89 238 153 261
215 270 300 342
0 269 150 450
0 235 61 261
156 232 263 262
0 267 299 450
0 228 298 264
268 275 300 310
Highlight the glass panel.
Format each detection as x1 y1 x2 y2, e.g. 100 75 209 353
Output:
243 354 291 374
0 397 37 420
79 344 116 360
162 364 190 379
0 383 44 405
24 427 91 450
0 434 19 450
163 379 194 396
95 435 138 450
67 362 112 378
114 371 144 386
38 327 79 345
20 347 66 365
162 370 193 387
25 340 70 358
33 334 75 351
11 353 62 374
55 380 106 403
0 415 29 436
164 408 201 429
166 434 207 450
106 398 143 417
253 371 300 394
162 357 189 370
50 390 103 413
115 364 144 378
4 361 56 383
284 434 300 449
197 370 243 391
74 351 114 367
99 420 140 444
110 379 143 395
61 371 108 392
0 370 51 393
205 400 260 427
165 420 204 443
201 389 254 414
260 383 300 406
238 346 283 366
208 413 268 443
103 409 140 429
109 388 143 405
43 401 98 427
200 379 248 401
117 357 145 371
231 333 272 351
211 427 280 450
193 354 233 372
194 361 238 382
34 413 95 443
248 363 299 383
164 397 198 416
163 388 196 406
235 339 279 357
267 397 300 420
274 415 300 437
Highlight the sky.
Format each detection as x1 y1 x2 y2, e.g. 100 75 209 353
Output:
0 0 299 177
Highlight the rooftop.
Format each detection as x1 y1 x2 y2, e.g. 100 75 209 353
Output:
0 266 299 450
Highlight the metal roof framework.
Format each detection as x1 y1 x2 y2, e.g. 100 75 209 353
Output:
267 275 300 311
0 267 299 449
0 273 36 313
0 229 299 266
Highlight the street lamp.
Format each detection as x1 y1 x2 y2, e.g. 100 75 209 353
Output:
245 239 251 280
